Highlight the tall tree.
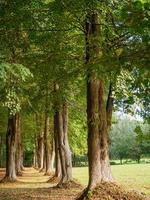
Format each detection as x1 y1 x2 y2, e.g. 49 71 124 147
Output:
85 12 113 190
0 64 32 182
53 84 72 187
15 113 23 176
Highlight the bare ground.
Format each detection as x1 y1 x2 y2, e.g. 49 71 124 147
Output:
0 168 81 200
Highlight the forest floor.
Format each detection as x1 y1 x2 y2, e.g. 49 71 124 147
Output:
0 168 81 200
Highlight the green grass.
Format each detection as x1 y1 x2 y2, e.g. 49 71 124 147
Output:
73 164 150 195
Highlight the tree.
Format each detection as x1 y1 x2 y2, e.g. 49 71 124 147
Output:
85 12 113 190
75 0 150 198
0 64 32 182
53 84 73 186
110 115 138 164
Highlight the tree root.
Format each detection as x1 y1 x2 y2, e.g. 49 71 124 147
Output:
21 166 26 171
0 176 17 183
47 175 60 183
56 179 83 189
44 171 54 176
17 171 23 176
33 166 39 170
75 188 88 200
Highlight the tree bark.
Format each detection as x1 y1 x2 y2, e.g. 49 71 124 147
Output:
15 113 23 176
33 148 38 168
62 103 72 182
20 130 24 171
44 113 53 175
33 129 38 169
43 85 54 175
35 113 44 170
54 112 61 178
87 78 101 188
46 138 55 175
98 80 113 183
81 12 113 192
37 134 44 169
2 114 17 182
34 114 39 168
57 103 72 186
0 135 3 168
106 83 114 132
53 84 72 186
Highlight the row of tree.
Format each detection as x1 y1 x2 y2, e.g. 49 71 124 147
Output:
0 0 149 199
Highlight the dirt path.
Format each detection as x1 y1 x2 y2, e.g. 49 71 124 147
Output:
0 168 81 200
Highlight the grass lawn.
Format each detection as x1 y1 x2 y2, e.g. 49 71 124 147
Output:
73 164 150 195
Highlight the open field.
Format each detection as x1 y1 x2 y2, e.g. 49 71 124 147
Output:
73 164 150 195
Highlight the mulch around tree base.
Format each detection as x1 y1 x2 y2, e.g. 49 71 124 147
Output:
47 176 60 183
77 182 149 200
56 179 83 189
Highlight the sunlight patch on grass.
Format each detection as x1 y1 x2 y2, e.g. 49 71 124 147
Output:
73 164 150 195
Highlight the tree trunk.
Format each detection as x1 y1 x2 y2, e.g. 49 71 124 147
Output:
53 83 62 179
106 83 114 132
53 84 72 186
44 113 52 175
45 138 55 175
15 113 22 176
87 78 101 188
33 149 38 168
2 114 17 182
0 135 3 168
33 130 38 169
34 115 39 168
54 112 61 178
57 103 72 186
35 113 44 170
43 85 54 175
20 130 24 171
61 103 72 182
51 139 55 172
98 80 113 183
37 134 44 169
120 158 123 165
137 156 140 164
77 13 113 194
